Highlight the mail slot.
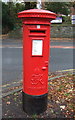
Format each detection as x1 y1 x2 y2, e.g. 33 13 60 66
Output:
18 9 56 115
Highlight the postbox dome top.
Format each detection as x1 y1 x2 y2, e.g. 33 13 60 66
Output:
18 9 56 19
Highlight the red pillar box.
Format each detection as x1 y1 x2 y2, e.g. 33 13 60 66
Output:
18 9 56 115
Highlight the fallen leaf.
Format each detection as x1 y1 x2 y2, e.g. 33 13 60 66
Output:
60 105 65 109
7 101 10 105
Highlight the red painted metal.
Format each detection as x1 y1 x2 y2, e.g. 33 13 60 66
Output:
18 9 56 96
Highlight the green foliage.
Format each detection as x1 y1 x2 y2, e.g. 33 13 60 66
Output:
45 2 70 15
71 1 75 8
24 2 36 10
2 2 25 34
62 16 71 24
2 2 14 33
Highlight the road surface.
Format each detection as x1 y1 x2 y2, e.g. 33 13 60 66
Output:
2 40 74 85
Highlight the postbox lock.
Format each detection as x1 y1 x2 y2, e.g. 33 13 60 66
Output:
42 67 47 70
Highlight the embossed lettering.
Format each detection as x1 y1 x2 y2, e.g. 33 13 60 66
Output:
31 74 44 85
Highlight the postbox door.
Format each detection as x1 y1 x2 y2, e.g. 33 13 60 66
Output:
23 25 50 96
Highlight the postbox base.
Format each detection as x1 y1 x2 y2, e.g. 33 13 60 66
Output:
22 91 48 115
